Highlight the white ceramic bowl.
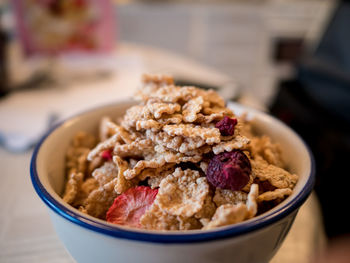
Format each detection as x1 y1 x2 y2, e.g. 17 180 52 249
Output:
30 100 315 263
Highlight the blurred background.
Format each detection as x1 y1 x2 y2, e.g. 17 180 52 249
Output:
1 0 349 262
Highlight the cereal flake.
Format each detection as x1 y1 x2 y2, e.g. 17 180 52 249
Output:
156 168 209 217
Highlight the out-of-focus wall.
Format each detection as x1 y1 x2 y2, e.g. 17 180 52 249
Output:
117 1 334 105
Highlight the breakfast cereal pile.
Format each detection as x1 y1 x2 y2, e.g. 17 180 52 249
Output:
62 74 298 230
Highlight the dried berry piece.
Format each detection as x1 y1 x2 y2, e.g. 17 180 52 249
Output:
101 149 113 161
106 186 158 228
215 116 237 136
206 150 251 191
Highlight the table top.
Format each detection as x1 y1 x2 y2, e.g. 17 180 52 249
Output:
0 42 326 263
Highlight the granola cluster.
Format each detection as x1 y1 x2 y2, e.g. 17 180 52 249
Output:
62 74 298 230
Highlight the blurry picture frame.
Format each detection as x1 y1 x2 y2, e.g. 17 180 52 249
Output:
12 0 116 56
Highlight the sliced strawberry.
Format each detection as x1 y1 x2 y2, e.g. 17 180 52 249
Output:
106 186 158 228
101 149 113 161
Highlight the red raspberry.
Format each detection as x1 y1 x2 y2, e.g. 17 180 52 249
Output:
215 116 237 136
101 149 113 161
106 186 158 228
206 150 251 191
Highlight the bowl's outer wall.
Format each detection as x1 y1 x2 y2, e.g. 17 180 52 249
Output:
50 209 298 263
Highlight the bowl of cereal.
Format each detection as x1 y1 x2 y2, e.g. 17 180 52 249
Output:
30 75 315 263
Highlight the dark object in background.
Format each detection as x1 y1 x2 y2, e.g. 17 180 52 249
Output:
271 80 350 238
270 2 350 238
273 38 304 63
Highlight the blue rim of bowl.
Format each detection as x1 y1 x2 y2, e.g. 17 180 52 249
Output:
30 103 315 244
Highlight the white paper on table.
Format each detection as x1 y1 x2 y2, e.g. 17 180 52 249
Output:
0 53 145 146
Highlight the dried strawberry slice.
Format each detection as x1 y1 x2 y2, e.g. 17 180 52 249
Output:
106 186 158 228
